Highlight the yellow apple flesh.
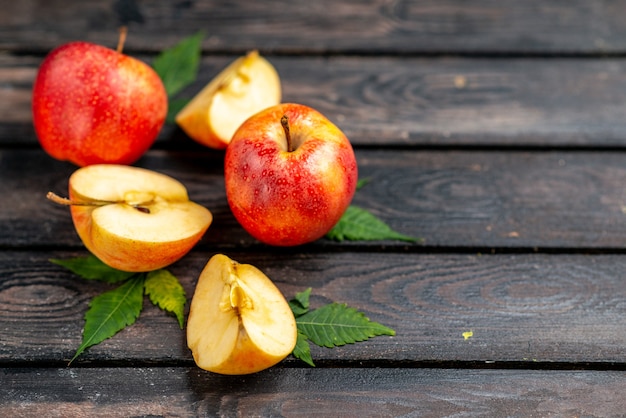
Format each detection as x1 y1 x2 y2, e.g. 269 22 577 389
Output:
187 254 297 375
175 50 281 149
68 164 212 272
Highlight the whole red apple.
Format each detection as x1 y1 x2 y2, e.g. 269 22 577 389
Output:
225 103 358 246
32 41 167 167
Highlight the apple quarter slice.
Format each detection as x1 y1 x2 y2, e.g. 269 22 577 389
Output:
175 50 281 149
187 254 297 375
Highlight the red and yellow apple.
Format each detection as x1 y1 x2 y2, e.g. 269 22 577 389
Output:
48 164 212 272
32 41 167 167
225 103 358 246
175 50 281 149
187 254 297 375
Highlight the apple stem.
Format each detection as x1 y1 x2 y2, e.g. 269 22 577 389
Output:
117 26 128 53
46 192 114 207
46 192 82 206
47 191 154 213
281 115 293 152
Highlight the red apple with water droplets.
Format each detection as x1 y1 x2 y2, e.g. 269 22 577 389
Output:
224 103 358 246
32 39 167 167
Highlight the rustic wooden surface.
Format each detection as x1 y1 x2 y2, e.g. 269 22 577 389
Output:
2 1 626 416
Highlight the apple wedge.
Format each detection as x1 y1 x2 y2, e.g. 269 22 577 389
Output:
51 164 212 272
175 50 281 149
187 254 297 375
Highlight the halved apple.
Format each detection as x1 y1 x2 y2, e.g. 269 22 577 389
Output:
175 50 281 149
52 164 212 272
187 254 297 375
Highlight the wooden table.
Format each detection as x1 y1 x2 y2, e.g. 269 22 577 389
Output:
3 1 626 416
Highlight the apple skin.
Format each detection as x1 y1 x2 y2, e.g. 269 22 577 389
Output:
224 103 358 246
70 204 208 272
201 323 291 375
32 41 168 167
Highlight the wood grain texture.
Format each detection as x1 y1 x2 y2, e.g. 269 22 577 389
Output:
5 0 626 413
2 367 626 417
3 149 626 250
2 250 626 365
3 0 626 54
6 54 626 147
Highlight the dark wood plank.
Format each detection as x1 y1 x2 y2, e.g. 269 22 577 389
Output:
6 0 626 412
2 367 626 417
6 54 626 147
3 250 626 364
264 56 626 147
4 0 626 54
3 148 626 250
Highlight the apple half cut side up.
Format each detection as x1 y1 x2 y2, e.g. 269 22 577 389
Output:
187 254 297 375
50 164 212 272
175 50 282 149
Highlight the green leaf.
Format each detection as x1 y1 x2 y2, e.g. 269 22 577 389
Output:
292 332 315 367
145 269 186 329
288 287 311 317
70 275 145 364
326 205 420 243
153 31 204 98
50 254 136 283
296 302 395 348
166 97 191 124
356 178 370 190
